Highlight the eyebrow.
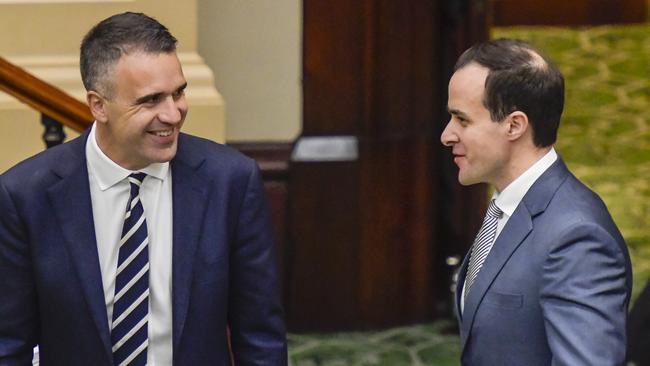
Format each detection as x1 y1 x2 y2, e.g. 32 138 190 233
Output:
133 82 188 105
134 92 162 105
175 82 188 94
447 107 469 119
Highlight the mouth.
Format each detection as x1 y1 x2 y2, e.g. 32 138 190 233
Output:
148 129 174 137
146 128 178 146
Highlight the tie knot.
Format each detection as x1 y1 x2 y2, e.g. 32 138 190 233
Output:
128 172 146 185
486 200 503 219
127 173 146 196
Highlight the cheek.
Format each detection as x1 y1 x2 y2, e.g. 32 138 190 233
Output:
464 138 494 166
179 105 189 121
124 113 155 135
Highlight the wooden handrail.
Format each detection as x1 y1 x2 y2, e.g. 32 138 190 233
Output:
0 56 92 132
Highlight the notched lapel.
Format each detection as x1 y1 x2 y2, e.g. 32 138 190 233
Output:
460 205 533 351
47 156 112 359
171 157 209 352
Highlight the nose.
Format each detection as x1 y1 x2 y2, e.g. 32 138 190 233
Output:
158 96 186 124
440 120 457 147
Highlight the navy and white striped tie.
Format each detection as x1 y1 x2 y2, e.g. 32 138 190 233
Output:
464 200 503 299
111 173 149 366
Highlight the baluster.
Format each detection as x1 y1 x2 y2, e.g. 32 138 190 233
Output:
41 114 66 148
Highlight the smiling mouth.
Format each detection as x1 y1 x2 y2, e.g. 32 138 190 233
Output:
149 129 174 137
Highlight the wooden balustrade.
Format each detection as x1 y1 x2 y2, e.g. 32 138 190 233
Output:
0 56 92 133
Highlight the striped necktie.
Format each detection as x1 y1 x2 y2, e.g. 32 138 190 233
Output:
111 173 149 366
463 199 503 300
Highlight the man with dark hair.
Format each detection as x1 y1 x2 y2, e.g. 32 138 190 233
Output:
442 38 631 365
0 12 287 365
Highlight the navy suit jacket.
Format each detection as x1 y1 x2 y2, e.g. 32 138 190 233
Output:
456 158 632 366
0 131 287 365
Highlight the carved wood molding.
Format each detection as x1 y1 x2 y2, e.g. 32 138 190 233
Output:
0 56 92 132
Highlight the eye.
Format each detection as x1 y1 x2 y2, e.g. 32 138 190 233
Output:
137 94 162 105
172 88 185 100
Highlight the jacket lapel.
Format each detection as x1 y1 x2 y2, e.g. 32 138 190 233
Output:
46 133 112 359
459 206 532 350
170 139 209 353
459 157 570 352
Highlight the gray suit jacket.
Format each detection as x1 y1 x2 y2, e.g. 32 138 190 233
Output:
456 158 632 366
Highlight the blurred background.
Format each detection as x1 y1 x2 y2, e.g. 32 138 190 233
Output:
1 0 648 365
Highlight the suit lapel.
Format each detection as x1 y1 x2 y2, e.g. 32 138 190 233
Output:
46 133 112 359
459 206 532 350
458 157 571 352
170 140 209 353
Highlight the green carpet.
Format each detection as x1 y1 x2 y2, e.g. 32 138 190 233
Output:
289 21 650 366
289 321 460 366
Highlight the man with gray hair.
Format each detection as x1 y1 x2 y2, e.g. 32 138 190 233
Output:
442 38 631 365
0 12 287 365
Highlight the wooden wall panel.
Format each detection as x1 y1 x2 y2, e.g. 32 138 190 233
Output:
288 0 444 331
302 1 364 135
490 0 647 26
236 0 490 332
287 162 362 330
286 0 488 331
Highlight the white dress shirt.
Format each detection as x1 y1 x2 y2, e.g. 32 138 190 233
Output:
86 123 173 365
461 148 558 312
492 148 558 237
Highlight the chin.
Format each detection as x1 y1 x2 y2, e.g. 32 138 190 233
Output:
458 172 479 186
158 153 177 163
150 147 178 164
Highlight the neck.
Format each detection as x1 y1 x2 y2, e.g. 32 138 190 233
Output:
95 124 146 171
494 145 552 192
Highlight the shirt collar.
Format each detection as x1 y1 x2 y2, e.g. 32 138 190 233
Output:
493 148 558 217
86 122 169 191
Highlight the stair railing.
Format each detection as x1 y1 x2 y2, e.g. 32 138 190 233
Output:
0 56 92 148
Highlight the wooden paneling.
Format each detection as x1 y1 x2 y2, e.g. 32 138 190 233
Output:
288 0 441 331
490 0 647 26
286 0 489 331
234 0 490 332
301 1 365 136
287 161 362 329
356 138 436 326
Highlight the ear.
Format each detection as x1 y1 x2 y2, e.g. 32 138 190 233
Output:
86 91 109 123
505 111 529 141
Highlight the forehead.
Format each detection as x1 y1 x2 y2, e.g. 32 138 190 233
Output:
110 51 185 98
449 63 489 100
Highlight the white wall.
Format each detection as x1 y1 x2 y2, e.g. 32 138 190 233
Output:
198 0 301 142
